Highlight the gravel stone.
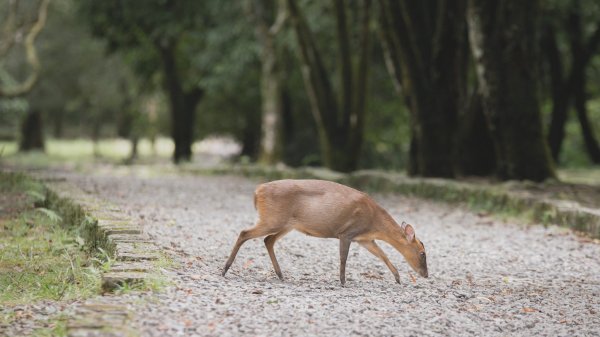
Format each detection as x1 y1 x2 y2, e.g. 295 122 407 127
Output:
45 171 600 336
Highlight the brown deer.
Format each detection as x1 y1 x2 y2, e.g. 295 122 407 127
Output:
222 179 428 284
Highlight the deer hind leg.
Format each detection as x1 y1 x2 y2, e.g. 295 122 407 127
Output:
264 228 292 280
339 238 352 285
358 240 400 283
222 222 275 277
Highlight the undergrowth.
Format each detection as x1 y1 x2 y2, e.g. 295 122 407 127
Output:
0 172 105 336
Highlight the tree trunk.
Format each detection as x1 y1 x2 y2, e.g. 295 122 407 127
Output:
287 0 371 172
128 135 139 163
572 65 600 163
467 0 555 181
52 110 64 139
565 3 600 164
91 121 101 158
542 22 570 163
378 0 466 178
158 42 203 164
456 91 496 176
19 109 44 152
240 108 262 160
250 0 286 165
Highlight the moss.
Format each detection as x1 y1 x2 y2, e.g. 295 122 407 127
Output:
44 190 116 255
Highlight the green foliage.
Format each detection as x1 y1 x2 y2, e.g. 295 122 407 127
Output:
0 173 101 305
36 207 63 224
2 0 598 170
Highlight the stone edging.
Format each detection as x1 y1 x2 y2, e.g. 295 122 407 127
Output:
182 165 600 239
44 179 162 337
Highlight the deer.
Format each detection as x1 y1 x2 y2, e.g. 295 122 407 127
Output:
222 179 428 285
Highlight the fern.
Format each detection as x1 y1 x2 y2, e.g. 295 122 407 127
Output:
26 190 46 203
36 207 63 224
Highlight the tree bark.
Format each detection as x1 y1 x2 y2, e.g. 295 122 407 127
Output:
456 90 496 176
158 42 203 163
250 0 286 165
19 109 44 152
467 0 555 181
542 22 570 163
565 2 600 164
287 0 371 172
572 66 600 163
128 135 139 163
52 109 64 138
240 108 262 160
378 0 466 178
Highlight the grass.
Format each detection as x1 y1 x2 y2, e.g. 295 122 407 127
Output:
558 167 600 185
0 172 103 336
0 137 176 168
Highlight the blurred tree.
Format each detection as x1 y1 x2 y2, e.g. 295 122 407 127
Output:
80 0 206 163
248 0 287 165
189 1 264 161
468 0 555 181
1 0 142 155
1 0 51 152
286 0 372 172
0 0 50 98
377 0 470 178
542 0 600 164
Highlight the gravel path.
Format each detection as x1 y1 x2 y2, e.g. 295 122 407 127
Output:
59 171 600 336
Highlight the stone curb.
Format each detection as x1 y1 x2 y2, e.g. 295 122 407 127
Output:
182 165 600 238
43 180 164 337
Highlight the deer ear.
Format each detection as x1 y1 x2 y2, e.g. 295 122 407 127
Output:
403 223 415 242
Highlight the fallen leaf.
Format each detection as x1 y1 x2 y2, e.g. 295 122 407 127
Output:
360 272 384 280
466 273 474 286
190 274 202 280
475 296 493 303
251 289 264 294
243 259 254 269
522 307 537 313
409 272 416 283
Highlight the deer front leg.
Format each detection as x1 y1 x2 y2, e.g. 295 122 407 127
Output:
339 238 351 285
359 240 401 283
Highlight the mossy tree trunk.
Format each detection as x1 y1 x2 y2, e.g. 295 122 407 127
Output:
467 0 555 181
287 0 371 172
378 0 467 178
